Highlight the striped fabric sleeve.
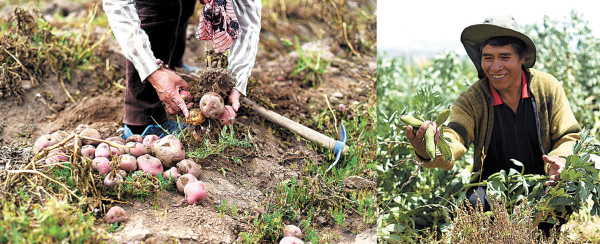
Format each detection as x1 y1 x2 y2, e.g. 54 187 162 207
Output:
102 0 160 82
228 0 262 96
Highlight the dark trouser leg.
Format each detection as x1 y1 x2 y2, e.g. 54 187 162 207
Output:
466 186 490 212
124 0 196 127
171 0 196 69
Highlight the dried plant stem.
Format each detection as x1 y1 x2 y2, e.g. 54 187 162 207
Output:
6 170 81 201
2 48 38 86
59 76 76 104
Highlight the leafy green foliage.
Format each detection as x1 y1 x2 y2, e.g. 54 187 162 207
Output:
291 35 331 88
186 125 252 160
377 12 600 242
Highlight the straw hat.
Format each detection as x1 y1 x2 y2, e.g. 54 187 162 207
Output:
461 16 537 78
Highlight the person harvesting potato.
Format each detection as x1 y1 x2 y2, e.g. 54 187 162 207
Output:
405 16 580 234
102 0 262 139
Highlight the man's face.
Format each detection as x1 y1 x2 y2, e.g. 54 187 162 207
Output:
481 44 525 93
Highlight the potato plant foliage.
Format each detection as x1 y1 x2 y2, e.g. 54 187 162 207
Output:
377 12 600 242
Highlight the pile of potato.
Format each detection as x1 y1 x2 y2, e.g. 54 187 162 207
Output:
33 124 207 206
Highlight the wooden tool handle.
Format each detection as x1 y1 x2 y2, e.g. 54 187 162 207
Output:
242 97 347 153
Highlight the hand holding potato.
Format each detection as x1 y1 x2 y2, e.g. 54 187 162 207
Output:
147 68 190 118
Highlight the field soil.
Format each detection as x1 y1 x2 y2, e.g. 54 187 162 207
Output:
0 0 377 243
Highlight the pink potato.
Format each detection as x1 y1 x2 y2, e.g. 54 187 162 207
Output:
51 130 69 142
95 143 111 158
104 171 124 189
151 135 185 168
105 206 127 224
81 145 96 159
45 149 70 165
179 89 192 103
279 237 304 244
109 141 126 156
143 135 160 148
200 92 225 119
118 154 138 171
126 134 143 144
106 136 126 145
79 128 102 146
183 181 207 205
218 105 236 126
127 142 150 157
283 225 302 238
117 170 127 178
137 154 164 176
176 159 201 178
176 174 197 193
34 134 58 153
92 157 111 176
73 124 91 134
163 167 181 180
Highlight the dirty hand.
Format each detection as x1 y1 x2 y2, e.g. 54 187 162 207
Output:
406 121 440 160
147 68 190 118
544 155 565 187
229 88 242 112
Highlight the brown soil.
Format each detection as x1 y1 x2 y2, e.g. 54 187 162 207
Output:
0 0 377 243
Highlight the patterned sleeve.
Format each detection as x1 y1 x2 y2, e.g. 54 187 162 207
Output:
228 0 262 96
102 0 160 82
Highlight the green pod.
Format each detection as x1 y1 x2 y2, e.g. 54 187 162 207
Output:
414 113 426 122
438 136 453 162
435 107 452 125
425 125 436 160
400 115 423 128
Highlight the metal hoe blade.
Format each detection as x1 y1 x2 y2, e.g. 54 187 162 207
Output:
326 122 347 173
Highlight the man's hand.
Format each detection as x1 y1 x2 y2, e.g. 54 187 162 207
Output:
544 155 566 187
406 121 440 160
229 88 242 112
147 68 190 118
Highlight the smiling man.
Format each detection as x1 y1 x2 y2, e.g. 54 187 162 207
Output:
405 16 581 233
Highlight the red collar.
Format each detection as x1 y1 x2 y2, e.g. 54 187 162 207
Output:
489 70 530 106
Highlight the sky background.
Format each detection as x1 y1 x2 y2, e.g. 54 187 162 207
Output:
378 0 600 60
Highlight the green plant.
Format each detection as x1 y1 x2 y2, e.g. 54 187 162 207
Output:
290 35 330 88
186 125 252 160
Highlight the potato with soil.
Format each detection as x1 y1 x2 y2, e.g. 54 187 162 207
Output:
127 142 151 157
105 206 127 224
126 134 144 143
163 167 181 180
137 154 164 176
106 136 126 145
186 108 205 126
79 128 102 146
95 143 111 158
283 225 302 238
51 130 69 142
151 135 185 168
176 159 201 178
183 181 207 205
104 172 123 189
73 124 90 134
279 237 304 244
45 149 70 165
81 145 95 159
200 92 225 119
176 174 197 193
92 157 111 176
118 154 137 171
218 105 236 126
34 134 58 153
142 135 160 148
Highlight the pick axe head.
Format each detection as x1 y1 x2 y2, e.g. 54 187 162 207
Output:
326 122 347 173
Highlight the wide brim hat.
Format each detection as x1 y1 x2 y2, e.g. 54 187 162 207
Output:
461 16 537 79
